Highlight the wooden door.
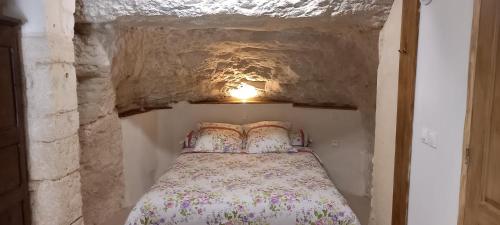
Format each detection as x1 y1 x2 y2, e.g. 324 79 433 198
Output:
0 16 31 225
461 0 500 224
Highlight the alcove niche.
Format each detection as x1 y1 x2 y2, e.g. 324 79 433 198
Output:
74 1 393 224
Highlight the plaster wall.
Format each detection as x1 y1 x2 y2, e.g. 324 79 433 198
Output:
369 0 401 224
407 0 473 224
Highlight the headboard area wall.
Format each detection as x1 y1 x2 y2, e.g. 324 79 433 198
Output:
120 102 371 207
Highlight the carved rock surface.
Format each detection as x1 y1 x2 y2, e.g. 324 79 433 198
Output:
30 172 83 225
107 22 379 117
76 0 393 27
79 113 124 225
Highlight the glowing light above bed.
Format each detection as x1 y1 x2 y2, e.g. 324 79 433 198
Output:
229 83 258 101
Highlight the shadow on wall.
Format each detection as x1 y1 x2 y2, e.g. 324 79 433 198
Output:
120 101 371 207
121 111 161 206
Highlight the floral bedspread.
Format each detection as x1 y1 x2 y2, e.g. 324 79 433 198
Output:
125 152 360 225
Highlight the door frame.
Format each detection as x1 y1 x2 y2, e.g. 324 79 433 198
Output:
457 0 489 224
391 0 420 225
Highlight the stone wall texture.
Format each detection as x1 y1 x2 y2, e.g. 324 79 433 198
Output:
107 20 380 115
75 1 393 224
76 0 392 26
75 25 124 225
16 0 84 225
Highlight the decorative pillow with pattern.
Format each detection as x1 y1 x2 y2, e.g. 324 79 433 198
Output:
290 129 311 147
193 122 244 153
243 121 295 153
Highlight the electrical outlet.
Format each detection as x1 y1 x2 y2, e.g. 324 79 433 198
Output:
421 128 438 149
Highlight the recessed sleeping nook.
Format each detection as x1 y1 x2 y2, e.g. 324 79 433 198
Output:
3 1 485 225
72 1 394 225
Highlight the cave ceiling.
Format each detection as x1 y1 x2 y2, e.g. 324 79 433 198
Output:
75 0 394 130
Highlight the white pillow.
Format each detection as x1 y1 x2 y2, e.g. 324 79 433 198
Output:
243 121 295 153
193 122 244 153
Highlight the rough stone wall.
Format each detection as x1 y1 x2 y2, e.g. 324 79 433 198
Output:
108 20 379 116
75 1 393 224
12 0 84 225
74 26 124 225
75 0 392 27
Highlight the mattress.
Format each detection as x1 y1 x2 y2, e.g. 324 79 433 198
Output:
125 151 360 225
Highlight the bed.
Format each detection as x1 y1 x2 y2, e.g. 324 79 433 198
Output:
125 149 360 225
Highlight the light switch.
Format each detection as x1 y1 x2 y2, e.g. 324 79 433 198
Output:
421 128 438 149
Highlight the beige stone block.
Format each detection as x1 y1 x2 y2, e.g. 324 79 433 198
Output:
24 63 78 117
81 166 124 225
79 113 122 168
30 172 83 225
79 113 124 225
28 134 80 181
82 192 123 225
74 33 111 70
70 217 84 225
80 166 123 201
43 0 75 37
27 109 79 142
77 77 116 125
21 35 75 64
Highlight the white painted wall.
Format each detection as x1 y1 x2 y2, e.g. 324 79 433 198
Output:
407 1 473 225
121 102 371 206
370 0 401 224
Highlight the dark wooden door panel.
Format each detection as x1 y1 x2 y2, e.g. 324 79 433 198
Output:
0 128 20 148
0 202 25 225
0 47 17 130
0 145 21 194
0 17 30 225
